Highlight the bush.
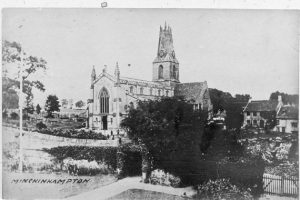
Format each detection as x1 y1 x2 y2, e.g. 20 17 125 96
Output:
10 112 19 120
36 121 47 130
149 169 181 187
194 179 253 200
63 158 112 175
43 146 118 170
37 128 107 140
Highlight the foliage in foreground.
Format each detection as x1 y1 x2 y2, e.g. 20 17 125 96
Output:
194 179 253 200
121 96 207 184
36 128 108 140
43 146 118 170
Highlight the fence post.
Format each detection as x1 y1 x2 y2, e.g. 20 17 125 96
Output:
281 176 284 195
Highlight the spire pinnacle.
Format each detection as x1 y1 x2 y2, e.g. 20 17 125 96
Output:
115 62 120 86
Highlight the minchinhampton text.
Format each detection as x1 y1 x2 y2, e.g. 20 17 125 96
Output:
11 178 90 184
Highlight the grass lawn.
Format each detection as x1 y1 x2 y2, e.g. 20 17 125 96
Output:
107 189 191 200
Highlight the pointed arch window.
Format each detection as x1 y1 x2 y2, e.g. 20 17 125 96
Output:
158 65 164 79
130 86 134 93
99 88 109 114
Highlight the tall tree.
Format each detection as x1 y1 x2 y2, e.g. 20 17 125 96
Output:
121 96 208 184
209 88 250 129
61 99 68 108
269 91 299 105
2 40 47 114
75 100 85 108
45 95 60 117
36 104 41 114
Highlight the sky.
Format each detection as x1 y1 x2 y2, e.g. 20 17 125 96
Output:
2 8 299 106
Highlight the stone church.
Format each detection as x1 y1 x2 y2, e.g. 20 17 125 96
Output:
88 23 213 131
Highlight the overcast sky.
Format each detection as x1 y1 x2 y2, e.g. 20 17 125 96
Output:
2 9 299 106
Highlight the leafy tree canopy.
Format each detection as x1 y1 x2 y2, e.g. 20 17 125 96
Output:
269 91 299 105
45 95 60 117
75 100 85 108
2 40 47 113
209 88 250 129
121 96 208 184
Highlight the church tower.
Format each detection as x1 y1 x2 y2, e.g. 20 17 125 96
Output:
153 22 179 85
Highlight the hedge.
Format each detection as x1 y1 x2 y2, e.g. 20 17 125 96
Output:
43 146 118 170
37 128 108 140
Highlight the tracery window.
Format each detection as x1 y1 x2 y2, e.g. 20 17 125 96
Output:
99 88 109 114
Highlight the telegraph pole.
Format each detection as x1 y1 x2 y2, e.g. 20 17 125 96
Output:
18 50 24 172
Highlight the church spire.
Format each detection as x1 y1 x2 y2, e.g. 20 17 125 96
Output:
153 23 179 84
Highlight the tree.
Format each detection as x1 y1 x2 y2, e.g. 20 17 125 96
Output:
209 88 232 113
269 91 299 105
209 88 250 129
121 96 208 184
45 95 60 117
75 100 85 108
2 40 47 115
36 104 41 114
61 99 68 108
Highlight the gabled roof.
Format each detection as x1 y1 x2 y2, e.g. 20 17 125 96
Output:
244 100 278 112
174 82 207 103
277 105 298 119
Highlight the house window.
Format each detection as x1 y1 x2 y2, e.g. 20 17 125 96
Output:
166 90 169 96
130 86 134 93
276 119 280 125
291 122 298 128
247 112 250 116
100 88 109 114
247 120 250 125
158 90 161 96
253 112 257 116
158 65 163 79
253 120 257 125
282 127 286 133
140 87 143 94
150 88 153 95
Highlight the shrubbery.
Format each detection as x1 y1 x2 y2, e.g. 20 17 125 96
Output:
194 179 253 200
63 158 112 175
36 121 47 129
43 146 118 170
10 112 19 120
37 128 107 140
149 169 181 187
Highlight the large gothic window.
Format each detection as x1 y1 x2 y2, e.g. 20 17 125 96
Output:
158 65 163 79
99 88 109 114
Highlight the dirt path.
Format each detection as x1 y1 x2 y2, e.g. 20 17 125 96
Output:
66 177 196 200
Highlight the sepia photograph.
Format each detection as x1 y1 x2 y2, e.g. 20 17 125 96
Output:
2 7 299 200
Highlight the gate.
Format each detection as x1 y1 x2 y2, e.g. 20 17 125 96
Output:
263 174 298 197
